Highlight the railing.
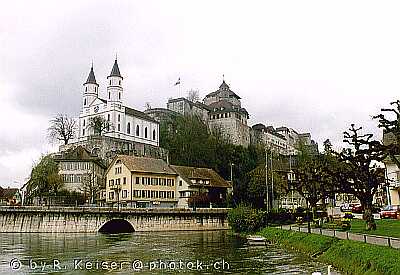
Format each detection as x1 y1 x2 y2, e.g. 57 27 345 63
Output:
280 224 400 249
0 205 230 214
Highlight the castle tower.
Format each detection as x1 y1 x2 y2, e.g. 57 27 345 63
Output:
107 58 123 104
82 65 99 108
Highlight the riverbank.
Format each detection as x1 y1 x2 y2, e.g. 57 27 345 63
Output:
259 227 400 275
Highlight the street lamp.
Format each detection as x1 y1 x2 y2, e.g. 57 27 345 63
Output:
111 183 121 211
265 147 269 213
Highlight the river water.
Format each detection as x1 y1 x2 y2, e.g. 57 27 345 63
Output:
0 231 339 274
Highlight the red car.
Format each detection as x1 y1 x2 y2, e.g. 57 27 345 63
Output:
380 205 400 219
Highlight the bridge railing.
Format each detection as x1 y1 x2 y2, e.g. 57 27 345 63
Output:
0 205 230 214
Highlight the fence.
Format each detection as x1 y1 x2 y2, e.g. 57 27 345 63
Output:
280 224 400 249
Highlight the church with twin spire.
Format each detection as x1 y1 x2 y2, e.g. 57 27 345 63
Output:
75 58 159 149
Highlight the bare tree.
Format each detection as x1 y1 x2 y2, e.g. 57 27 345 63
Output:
87 116 113 136
335 124 387 230
145 102 152 110
79 172 102 204
48 114 76 145
186 89 200 102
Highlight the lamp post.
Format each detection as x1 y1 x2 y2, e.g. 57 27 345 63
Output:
265 147 269 213
270 151 274 210
112 183 121 211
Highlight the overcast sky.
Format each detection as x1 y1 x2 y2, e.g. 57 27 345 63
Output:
2 1 400 188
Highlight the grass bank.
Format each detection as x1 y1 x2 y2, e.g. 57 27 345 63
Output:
259 227 400 275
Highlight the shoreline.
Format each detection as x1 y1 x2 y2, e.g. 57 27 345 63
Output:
258 227 400 275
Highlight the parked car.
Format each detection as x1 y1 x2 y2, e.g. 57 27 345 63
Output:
351 204 363 214
351 204 381 214
380 205 400 219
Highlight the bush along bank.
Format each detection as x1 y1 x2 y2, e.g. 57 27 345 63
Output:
259 227 400 275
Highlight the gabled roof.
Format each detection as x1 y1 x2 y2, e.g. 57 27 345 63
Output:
125 107 158 123
84 66 98 85
54 146 106 168
108 59 123 79
0 187 19 199
114 155 176 175
205 80 241 99
170 165 232 188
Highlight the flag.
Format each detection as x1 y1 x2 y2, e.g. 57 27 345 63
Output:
174 77 181 86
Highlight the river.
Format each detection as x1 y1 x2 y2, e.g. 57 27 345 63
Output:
0 231 339 274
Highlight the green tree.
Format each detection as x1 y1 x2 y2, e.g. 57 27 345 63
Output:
87 116 113 135
28 154 64 204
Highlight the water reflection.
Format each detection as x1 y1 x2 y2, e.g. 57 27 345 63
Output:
0 231 339 274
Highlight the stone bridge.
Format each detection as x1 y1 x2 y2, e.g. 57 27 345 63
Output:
0 207 229 233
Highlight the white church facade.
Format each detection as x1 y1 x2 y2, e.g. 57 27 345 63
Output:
76 59 159 147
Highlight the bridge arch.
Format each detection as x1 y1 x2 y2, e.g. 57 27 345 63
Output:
99 219 135 233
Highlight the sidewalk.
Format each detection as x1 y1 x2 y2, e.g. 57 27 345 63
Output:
279 224 400 249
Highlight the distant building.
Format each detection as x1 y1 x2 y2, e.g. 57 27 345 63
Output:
105 155 178 208
251 124 289 155
166 98 210 122
171 165 232 208
144 108 179 123
205 80 250 147
0 187 22 206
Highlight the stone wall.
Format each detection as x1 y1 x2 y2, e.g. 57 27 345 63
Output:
59 136 168 165
0 207 229 233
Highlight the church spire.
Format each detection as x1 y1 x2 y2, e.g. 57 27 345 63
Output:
84 65 98 85
108 58 123 79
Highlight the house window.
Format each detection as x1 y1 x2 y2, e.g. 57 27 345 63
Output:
122 190 127 198
107 114 110 121
145 127 148 138
83 120 85 127
118 124 120 131
136 177 139 184
109 92 111 99
136 125 140 136
119 80 121 85
179 180 182 186
123 177 126 184
109 80 111 85
127 123 131 134
152 129 156 140
82 129 85 136
119 93 121 100
118 114 120 122
84 98 87 105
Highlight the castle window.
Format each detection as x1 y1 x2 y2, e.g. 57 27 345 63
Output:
127 122 131 134
136 125 140 136
145 127 148 138
152 129 156 140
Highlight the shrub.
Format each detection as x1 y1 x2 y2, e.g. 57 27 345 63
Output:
228 205 266 233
